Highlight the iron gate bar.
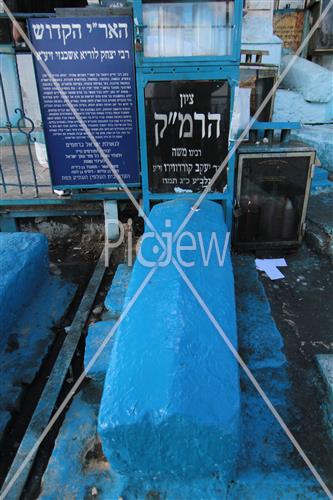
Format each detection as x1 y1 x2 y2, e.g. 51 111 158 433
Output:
0 159 7 193
16 107 39 195
0 72 23 193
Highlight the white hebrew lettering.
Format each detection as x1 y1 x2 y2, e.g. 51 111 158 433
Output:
194 112 206 139
33 24 44 40
178 113 193 139
154 113 168 147
180 93 194 108
207 113 221 138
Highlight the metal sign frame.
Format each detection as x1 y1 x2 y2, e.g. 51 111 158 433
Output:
133 0 243 228
136 68 239 227
29 14 141 191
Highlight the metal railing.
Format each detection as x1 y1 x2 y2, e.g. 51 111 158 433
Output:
0 11 55 198
0 69 53 197
0 10 102 200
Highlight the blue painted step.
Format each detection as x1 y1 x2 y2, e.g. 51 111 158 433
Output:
84 320 117 382
104 264 132 319
316 354 333 443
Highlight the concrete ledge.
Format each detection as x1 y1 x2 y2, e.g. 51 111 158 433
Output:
272 89 333 124
104 264 132 319
291 125 333 173
311 167 333 192
316 354 333 403
39 384 124 500
228 469 324 499
0 232 49 345
0 274 76 437
98 200 240 481
316 354 333 442
281 55 333 103
233 256 292 471
84 321 116 382
306 190 333 260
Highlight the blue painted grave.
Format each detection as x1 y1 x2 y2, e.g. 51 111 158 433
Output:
98 199 240 481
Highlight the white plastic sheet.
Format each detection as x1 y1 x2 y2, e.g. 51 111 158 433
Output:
255 258 287 280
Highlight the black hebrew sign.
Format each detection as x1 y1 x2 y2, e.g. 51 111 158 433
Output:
144 80 230 194
29 16 140 188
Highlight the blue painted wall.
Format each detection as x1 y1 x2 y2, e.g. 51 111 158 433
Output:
98 199 240 481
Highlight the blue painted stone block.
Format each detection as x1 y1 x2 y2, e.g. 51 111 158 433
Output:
84 321 117 382
280 55 333 103
233 256 293 470
272 89 333 124
0 232 49 346
311 167 333 192
0 274 76 437
104 264 132 318
316 354 333 443
228 469 325 499
291 125 333 173
98 199 240 481
39 385 124 500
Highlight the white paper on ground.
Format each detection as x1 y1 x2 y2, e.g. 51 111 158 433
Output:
255 258 287 280
269 258 287 268
255 258 287 270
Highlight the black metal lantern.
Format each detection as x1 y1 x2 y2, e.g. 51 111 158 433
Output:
233 141 316 251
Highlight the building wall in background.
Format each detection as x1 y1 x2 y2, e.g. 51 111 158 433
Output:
273 9 305 52
275 0 305 9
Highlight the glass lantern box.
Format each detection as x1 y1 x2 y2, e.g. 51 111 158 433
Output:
132 0 241 62
142 0 235 58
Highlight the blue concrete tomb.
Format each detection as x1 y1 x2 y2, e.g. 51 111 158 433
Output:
98 199 240 482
